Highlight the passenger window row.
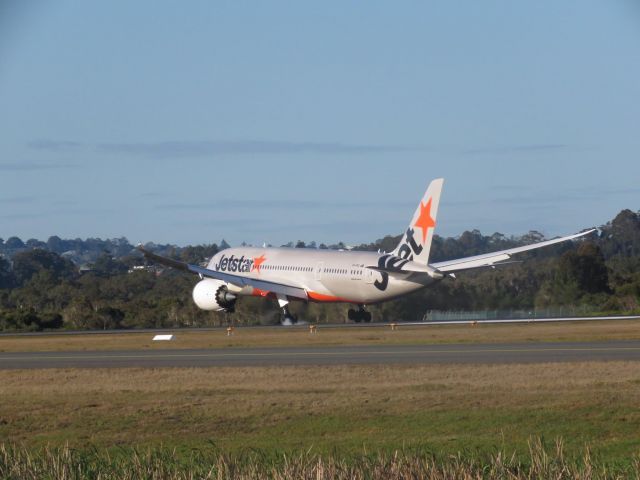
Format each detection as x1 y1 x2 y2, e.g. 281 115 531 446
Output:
263 265 312 272
259 265 362 276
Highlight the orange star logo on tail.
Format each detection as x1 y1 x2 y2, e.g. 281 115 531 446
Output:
252 254 267 273
414 197 436 243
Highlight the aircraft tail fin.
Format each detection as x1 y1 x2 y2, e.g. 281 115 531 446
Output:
392 178 444 264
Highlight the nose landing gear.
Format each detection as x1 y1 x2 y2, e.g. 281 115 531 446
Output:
347 305 372 323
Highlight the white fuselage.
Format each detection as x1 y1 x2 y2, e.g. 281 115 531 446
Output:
208 247 436 304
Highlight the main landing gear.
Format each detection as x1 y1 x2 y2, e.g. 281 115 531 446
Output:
277 296 298 325
281 305 298 325
348 305 372 323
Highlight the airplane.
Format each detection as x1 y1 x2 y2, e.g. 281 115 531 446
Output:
139 179 595 324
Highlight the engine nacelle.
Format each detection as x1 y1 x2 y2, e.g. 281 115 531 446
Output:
192 279 237 312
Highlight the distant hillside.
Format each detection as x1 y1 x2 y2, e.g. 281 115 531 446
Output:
0 236 230 267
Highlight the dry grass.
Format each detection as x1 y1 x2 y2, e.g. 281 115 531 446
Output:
1 319 639 352
2 362 640 460
2 361 639 396
1 438 638 479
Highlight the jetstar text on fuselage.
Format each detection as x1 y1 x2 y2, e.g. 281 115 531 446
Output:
214 254 255 273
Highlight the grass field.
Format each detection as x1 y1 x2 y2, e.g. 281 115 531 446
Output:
2 362 639 465
2 321 639 476
1 319 640 352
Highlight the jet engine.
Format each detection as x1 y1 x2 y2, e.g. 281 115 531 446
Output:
192 279 237 312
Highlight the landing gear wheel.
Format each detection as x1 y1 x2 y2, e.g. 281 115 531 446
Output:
347 306 371 323
281 305 298 325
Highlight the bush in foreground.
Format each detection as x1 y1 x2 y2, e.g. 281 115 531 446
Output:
1 439 639 480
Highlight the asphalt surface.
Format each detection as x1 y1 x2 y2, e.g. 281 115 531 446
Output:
1 340 640 369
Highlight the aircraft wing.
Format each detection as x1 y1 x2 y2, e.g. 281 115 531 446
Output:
137 247 309 300
430 229 597 274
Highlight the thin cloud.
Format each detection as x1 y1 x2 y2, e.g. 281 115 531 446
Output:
31 139 579 159
0 162 76 171
0 204 116 221
490 184 533 192
96 140 413 158
139 191 168 199
0 212 48 220
53 207 117 216
0 195 37 204
599 186 640 196
28 138 417 158
169 217 273 228
156 199 412 211
446 185 640 209
28 139 83 152
462 144 568 155
158 200 322 210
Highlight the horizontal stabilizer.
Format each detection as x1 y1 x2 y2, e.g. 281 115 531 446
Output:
367 254 443 279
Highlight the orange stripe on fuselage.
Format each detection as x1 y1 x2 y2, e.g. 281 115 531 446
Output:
251 289 357 304
307 291 357 304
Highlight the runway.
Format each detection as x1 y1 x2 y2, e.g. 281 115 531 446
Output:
1 340 640 369
0 316 638 337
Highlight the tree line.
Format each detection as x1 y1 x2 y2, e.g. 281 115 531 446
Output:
1 209 638 331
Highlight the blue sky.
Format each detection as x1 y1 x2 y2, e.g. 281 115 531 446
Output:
1 1 639 246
